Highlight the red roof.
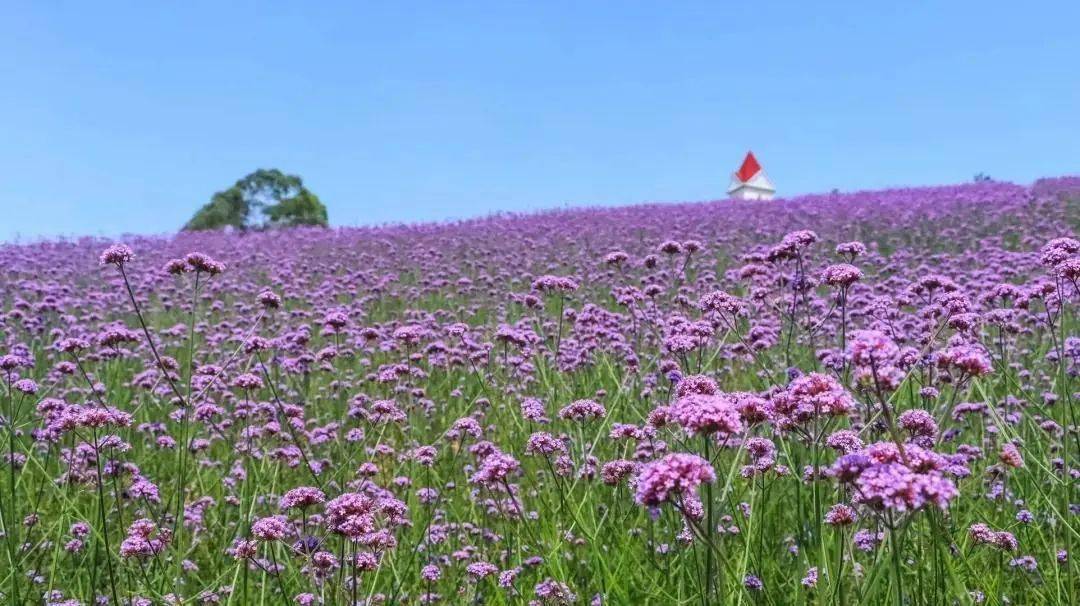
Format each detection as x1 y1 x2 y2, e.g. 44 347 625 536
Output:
735 151 762 182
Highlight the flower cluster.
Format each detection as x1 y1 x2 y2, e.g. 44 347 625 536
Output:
635 453 716 506
669 393 743 437
768 373 855 431
119 519 172 558
831 442 960 512
0 178 1074 602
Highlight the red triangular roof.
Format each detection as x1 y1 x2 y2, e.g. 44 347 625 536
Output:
735 151 762 182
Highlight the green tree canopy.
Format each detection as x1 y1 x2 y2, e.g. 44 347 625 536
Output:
183 169 329 231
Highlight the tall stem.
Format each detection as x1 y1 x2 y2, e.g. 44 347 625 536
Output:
703 437 715 602
889 517 904 606
92 428 121 605
554 294 566 361
172 270 201 590
3 376 19 605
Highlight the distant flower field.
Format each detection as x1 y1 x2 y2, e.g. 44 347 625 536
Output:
1 178 1079 605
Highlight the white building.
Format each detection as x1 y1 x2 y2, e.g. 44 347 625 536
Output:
727 151 776 200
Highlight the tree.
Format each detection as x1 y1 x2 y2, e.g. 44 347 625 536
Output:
263 189 328 227
183 169 329 231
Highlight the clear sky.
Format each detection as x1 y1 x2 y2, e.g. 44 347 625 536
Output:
2 1 1078 241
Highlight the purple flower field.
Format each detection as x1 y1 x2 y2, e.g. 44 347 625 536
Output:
1 177 1079 605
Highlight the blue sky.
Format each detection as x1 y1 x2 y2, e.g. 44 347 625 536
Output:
2 2 1078 241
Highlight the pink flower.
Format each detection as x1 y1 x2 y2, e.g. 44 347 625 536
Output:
56 337 90 353
280 487 326 511
670 393 743 437
824 503 856 526
1040 237 1080 267
521 398 549 423
768 373 855 430
525 432 566 457
531 275 579 293
898 409 939 439
325 493 377 538
674 374 719 397
163 258 188 275
184 252 226 275
251 516 290 541
231 372 263 390
825 430 863 454
936 344 992 378
258 290 282 309
76 407 133 429
835 241 867 259
534 579 577 604
12 378 37 395
822 264 863 287
635 453 716 506
601 460 637 486
466 561 498 580
558 399 606 422
969 523 1019 551
1000 443 1024 468
847 330 899 366
698 291 747 316
470 452 521 486
99 244 134 266
119 519 171 558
